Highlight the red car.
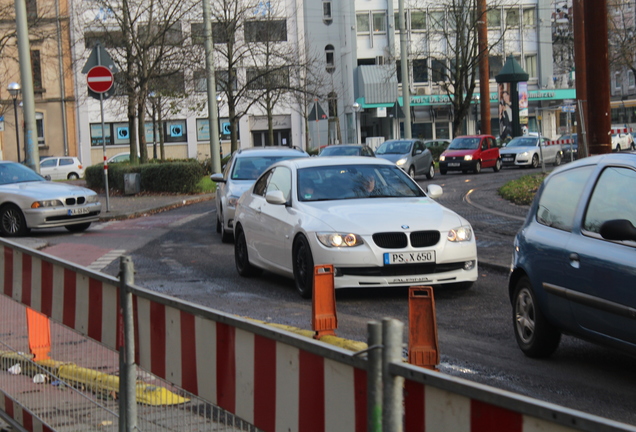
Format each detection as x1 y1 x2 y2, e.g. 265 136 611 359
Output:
439 135 502 174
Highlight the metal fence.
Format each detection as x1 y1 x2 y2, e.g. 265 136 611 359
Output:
0 294 258 432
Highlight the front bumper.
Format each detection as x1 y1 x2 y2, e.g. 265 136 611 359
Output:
501 154 531 166
439 160 478 172
307 232 478 289
23 202 102 229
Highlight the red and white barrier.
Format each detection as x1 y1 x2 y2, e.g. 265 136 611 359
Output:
611 128 633 134
548 139 574 145
0 393 53 432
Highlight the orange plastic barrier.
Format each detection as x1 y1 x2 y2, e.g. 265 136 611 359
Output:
312 265 337 339
407 286 439 370
26 307 51 361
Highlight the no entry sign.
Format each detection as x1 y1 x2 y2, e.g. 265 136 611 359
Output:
86 66 114 93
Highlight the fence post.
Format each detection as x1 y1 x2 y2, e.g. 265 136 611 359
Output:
367 321 382 432
382 318 404 432
119 256 137 432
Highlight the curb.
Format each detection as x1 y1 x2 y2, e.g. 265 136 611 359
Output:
98 195 214 222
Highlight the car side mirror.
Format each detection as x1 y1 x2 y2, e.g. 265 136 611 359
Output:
415 149 422 155
210 173 226 183
599 219 636 242
426 184 443 199
266 190 287 205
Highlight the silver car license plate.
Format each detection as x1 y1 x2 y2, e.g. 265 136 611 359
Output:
68 207 89 216
448 163 460 167
384 251 435 265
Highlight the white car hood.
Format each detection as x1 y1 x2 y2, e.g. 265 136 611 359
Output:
500 147 535 155
300 198 465 234
227 180 255 199
0 181 96 199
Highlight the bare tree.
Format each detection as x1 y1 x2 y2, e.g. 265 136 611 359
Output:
607 0 636 79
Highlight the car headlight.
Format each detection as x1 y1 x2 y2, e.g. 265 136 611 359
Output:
396 158 407 166
464 155 473 161
317 232 364 247
31 199 63 209
227 195 240 208
447 226 472 242
439 155 446 161
520 152 529 157
86 195 99 203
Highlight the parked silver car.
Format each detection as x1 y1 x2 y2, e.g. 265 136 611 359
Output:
499 136 563 168
0 161 101 236
375 139 435 179
210 146 309 242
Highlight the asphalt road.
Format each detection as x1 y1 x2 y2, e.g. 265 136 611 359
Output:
23 165 636 426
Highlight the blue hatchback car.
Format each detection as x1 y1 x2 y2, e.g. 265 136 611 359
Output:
509 152 636 358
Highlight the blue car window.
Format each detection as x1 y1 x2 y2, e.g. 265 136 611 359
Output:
583 167 636 234
536 165 594 231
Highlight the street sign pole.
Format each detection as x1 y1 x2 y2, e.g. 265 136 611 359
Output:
96 47 110 212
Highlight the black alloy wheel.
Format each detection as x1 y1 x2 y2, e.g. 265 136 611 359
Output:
0 204 29 237
293 235 314 299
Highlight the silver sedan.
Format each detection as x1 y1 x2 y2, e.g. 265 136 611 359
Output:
0 161 101 236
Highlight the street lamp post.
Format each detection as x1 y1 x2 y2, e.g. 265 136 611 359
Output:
216 94 223 159
148 92 157 159
352 102 362 144
7 82 21 163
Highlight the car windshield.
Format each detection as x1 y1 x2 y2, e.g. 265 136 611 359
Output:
297 164 425 202
506 138 538 148
320 146 361 156
0 163 45 185
231 156 298 180
375 141 412 155
448 137 480 150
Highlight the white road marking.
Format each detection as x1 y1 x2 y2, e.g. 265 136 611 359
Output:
87 249 127 271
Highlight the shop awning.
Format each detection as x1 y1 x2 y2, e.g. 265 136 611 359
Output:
357 65 398 107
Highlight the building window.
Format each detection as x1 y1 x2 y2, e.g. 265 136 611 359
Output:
139 21 183 46
506 8 520 27
523 8 535 27
323 1 332 24
216 69 236 92
525 54 537 78
325 44 335 73
193 69 207 92
429 10 444 31
31 50 42 90
165 120 186 142
489 55 503 79
246 68 290 90
487 8 501 28
373 12 386 33
629 70 635 88
26 0 37 19
615 72 622 90
36 112 45 146
153 71 186 94
411 10 426 30
356 13 370 33
191 22 232 45
84 29 126 49
244 19 287 42
413 58 428 82
431 59 446 83
394 11 406 31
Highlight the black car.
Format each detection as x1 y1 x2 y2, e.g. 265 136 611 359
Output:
558 134 578 161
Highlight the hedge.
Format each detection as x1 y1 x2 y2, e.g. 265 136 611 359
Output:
85 160 204 194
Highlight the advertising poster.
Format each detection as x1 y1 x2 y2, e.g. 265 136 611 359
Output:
518 81 529 125
498 82 513 140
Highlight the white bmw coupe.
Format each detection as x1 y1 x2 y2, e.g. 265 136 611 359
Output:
233 157 478 298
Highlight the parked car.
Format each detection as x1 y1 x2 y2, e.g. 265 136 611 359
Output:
510 152 636 358
107 152 140 164
558 134 578 161
233 156 478 298
0 161 101 236
611 132 634 152
438 135 501 174
319 144 375 157
210 146 309 242
499 136 563 168
375 139 435 179
39 157 85 180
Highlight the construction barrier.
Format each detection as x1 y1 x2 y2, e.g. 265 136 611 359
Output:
1 238 636 432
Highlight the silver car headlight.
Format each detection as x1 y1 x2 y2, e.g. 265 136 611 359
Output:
31 199 63 209
396 158 407 166
227 195 240 208
317 232 364 248
464 155 473 161
520 152 529 157
447 226 472 242
86 195 99 203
